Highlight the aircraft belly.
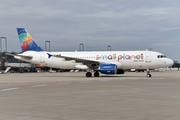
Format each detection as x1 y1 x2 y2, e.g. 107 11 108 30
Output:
121 61 147 69
45 60 77 69
59 62 77 69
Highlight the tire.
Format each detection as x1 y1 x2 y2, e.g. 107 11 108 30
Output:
86 72 92 77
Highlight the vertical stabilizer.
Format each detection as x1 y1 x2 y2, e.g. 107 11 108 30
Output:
17 28 44 52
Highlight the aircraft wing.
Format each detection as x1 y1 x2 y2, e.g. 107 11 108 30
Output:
6 53 33 59
51 53 101 65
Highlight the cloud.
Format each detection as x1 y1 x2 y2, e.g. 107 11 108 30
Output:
0 0 180 60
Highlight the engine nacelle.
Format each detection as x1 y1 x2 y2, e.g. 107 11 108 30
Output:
100 64 116 74
99 64 125 75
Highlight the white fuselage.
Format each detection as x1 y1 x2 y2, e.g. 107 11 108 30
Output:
15 50 174 70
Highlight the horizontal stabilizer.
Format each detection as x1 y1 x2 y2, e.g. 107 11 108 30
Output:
6 53 33 59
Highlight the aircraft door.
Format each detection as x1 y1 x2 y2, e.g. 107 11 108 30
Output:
145 52 151 62
40 53 45 63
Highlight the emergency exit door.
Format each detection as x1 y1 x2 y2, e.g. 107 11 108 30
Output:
145 52 151 62
40 53 45 63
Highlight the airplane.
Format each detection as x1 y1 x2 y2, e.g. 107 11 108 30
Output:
7 28 174 77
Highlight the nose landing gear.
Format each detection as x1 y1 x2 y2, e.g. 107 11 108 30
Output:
146 69 152 78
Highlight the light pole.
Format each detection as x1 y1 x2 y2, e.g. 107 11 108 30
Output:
0 37 7 52
79 43 84 51
107 45 111 51
45 40 51 72
0 38 2 60
45 41 50 52
0 37 7 71
0 37 7 62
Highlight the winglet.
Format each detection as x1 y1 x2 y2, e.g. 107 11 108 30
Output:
17 28 44 52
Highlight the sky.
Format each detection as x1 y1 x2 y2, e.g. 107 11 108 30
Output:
0 0 180 61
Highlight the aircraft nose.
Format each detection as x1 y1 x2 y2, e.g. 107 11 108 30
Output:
167 58 174 67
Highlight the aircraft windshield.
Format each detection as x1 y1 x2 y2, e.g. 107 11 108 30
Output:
157 55 167 58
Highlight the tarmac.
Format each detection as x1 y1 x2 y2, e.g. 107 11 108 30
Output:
0 71 180 120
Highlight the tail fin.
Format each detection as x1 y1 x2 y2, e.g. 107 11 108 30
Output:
17 28 44 52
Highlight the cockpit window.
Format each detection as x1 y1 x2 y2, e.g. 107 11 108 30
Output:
157 55 167 58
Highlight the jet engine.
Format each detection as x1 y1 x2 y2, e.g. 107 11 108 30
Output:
99 64 125 75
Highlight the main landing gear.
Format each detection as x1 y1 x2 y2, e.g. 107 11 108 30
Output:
86 72 92 77
146 69 152 78
86 71 100 77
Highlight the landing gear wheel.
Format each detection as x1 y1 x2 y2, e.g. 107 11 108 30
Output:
94 72 100 77
146 74 152 78
86 72 92 77
146 69 152 78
